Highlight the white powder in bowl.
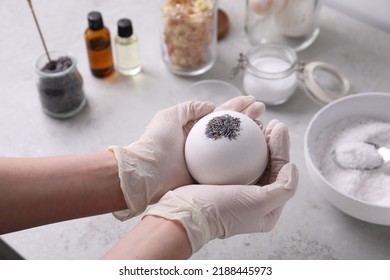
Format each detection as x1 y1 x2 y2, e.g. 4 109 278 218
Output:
313 116 390 207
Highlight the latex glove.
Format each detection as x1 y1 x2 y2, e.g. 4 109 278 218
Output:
144 120 299 253
109 96 265 221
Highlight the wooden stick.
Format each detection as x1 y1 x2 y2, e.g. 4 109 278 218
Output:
27 0 51 62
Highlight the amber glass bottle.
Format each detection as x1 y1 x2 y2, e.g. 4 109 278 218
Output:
84 11 114 78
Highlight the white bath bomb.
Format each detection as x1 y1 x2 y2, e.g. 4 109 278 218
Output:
185 110 268 185
273 0 318 37
249 0 286 15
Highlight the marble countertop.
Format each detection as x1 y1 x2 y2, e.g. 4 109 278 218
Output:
1 0 390 259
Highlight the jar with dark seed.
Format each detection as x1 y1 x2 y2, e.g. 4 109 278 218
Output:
34 50 87 118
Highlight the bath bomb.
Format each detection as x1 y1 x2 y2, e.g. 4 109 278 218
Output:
185 110 268 185
249 0 286 15
273 0 318 37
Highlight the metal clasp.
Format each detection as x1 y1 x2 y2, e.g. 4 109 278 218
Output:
230 53 247 79
296 60 306 81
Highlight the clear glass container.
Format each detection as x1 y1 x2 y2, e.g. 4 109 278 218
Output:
243 44 298 105
160 0 218 76
35 50 86 118
245 0 322 52
235 44 350 105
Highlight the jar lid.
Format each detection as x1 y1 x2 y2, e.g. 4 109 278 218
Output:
301 61 350 104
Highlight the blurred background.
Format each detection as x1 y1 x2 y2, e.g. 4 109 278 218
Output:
324 0 390 33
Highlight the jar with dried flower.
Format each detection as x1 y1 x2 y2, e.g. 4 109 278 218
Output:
160 0 218 76
35 50 86 118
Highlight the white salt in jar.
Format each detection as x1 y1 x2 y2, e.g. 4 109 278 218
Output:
242 44 298 105
233 44 351 105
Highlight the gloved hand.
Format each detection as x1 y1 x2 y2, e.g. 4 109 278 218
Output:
109 96 265 220
144 120 299 253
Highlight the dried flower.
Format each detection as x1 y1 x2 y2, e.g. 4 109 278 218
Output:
205 114 241 140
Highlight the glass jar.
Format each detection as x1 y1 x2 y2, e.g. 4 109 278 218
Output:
242 44 298 105
160 0 218 76
245 0 322 52
35 50 86 118
233 44 350 105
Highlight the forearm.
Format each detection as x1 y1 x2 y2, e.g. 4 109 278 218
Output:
102 215 192 260
0 151 126 234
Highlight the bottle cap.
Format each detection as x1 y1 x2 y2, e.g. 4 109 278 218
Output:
88 11 104 31
117 18 133 37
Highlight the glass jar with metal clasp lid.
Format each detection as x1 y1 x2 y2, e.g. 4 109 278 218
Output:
231 43 350 105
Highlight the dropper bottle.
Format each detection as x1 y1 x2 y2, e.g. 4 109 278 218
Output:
84 11 114 78
114 18 141 75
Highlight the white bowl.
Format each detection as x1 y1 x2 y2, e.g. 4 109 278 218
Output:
304 92 390 225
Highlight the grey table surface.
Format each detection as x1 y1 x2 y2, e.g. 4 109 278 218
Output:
1 0 390 259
